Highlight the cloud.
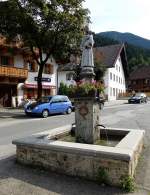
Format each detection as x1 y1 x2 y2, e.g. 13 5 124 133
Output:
83 0 150 39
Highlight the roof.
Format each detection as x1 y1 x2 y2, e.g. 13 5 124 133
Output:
94 44 128 77
94 44 125 68
58 44 128 77
130 66 150 80
58 63 77 71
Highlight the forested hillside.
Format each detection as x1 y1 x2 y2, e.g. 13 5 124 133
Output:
94 34 150 73
99 31 150 49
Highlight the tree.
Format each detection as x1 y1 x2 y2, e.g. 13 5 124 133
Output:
94 49 106 81
0 0 89 99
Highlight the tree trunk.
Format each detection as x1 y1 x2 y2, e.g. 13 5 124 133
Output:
37 63 44 100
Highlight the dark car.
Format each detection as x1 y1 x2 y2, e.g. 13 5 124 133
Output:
24 95 73 118
128 93 147 104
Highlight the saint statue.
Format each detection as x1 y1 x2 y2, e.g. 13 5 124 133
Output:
80 26 94 67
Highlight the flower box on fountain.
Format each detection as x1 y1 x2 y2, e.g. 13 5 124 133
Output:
68 80 104 99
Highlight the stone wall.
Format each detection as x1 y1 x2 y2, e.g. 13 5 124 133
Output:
13 126 145 187
17 145 132 186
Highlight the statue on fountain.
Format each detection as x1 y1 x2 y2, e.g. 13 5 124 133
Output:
80 25 95 81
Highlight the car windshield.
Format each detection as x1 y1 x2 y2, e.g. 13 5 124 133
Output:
38 97 52 103
135 93 143 97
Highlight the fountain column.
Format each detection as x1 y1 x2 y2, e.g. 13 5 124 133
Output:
75 26 100 144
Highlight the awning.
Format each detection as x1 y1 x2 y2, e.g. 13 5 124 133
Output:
24 84 56 89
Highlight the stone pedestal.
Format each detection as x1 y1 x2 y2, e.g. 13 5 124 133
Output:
74 97 100 144
80 66 95 82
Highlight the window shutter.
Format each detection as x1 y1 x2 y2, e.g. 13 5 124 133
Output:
50 64 54 74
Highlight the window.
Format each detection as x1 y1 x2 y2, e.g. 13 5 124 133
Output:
66 73 74 81
113 74 115 81
110 72 112 80
61 96 69 102
51 96 65 103
28 61 38 72
119 66 120 72
0 56 13 66
44 64 53 74
116 65 118 71
116 88 117 97
116 76 118 82
113 88 115 96
144 79 149 84
119 77 120 83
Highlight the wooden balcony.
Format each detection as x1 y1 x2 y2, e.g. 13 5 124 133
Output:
0 66 28 79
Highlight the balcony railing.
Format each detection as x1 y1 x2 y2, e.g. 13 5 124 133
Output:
0 65 28 78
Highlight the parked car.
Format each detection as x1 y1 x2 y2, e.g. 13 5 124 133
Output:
25 95 73 118
128 93 147 104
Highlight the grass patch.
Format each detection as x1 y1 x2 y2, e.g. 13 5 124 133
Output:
96 167 109 185
120 175 135 192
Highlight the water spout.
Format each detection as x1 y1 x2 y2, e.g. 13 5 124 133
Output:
96 124 109 143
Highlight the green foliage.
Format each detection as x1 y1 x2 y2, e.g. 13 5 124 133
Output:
94 34 118 47
71 81 104 97
58 82 70 95
120 175 135 192
94 61 106 81
96 167 109 185
58 81 105 98
0 0 89 98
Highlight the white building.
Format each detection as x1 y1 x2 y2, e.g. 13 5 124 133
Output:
58 53 80 88
0 44 28 107
0 35 58 107
58 44 128 101
58 63 77 88
94 44 128 101
20 55 58 104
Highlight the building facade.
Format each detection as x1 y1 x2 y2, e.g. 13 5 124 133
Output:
0 36 58 107
103 57 126 101
128 66 150 93
23 54 58 102
94 44 128 101
0 36 28 107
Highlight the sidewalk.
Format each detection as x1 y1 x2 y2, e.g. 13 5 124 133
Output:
105 100 128 107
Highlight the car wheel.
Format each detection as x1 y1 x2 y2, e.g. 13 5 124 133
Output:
25 113 30 117
66 107 72 114
42 110 49 118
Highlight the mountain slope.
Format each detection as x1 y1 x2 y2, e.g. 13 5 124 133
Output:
98 31 150 49
94 33 150 73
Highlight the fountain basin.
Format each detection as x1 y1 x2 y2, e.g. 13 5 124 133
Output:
12 125 145 186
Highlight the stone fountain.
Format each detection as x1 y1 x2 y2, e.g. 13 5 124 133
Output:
12 27 145 187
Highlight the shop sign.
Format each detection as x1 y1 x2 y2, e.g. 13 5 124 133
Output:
34 77 51 82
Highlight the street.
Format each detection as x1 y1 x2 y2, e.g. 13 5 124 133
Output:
0 102 150 194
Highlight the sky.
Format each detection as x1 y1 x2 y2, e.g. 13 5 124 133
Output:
83 0 150 40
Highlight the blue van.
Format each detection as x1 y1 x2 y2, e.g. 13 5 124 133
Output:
25 95 73 118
